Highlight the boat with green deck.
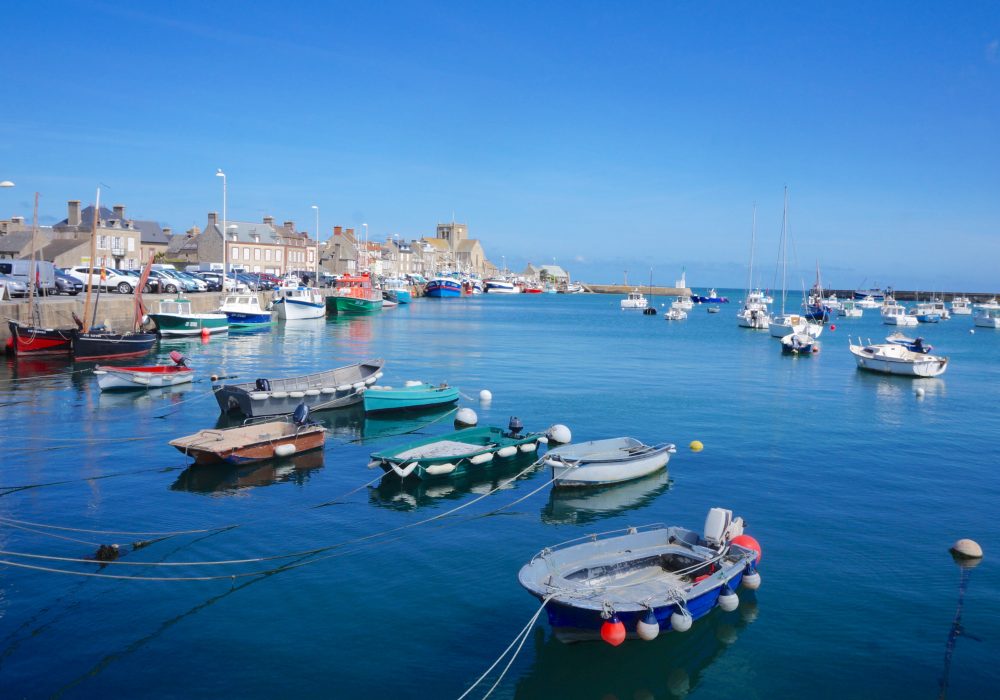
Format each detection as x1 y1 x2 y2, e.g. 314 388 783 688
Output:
369 418 546 480
326 273 383 315
147 298 228 337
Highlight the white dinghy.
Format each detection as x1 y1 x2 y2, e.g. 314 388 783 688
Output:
545 437 676 487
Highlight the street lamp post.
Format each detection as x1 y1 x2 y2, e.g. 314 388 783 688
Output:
216 169 226 292
311 204 319 285
362 222 368 273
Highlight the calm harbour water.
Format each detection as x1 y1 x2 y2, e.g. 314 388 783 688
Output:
1 291 998 699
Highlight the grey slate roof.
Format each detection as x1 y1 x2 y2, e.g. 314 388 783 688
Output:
132 220 169 245
0 231 34 255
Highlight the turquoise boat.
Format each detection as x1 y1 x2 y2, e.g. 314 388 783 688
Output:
363 381 459 414
369 420 545 480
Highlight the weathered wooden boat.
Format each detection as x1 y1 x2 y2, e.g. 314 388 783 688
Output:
6 319 77 356
170 404 326 465
885 332 932 354
780 332 819 355
147 297 228 336
94 350 193 391
849 337 948 377
214 359 384 416
369 418 546 480
545 437 675 487
363 381 460 414
519 508 761 644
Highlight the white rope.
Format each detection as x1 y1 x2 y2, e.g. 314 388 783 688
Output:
458 594 554 700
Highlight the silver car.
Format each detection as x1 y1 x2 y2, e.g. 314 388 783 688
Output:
0 272 28 298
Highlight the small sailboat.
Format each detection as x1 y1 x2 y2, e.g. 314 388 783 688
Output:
736 203 770 329
769 190 821 338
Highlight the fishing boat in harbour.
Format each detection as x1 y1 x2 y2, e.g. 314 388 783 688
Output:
6 320 77 356
881 301 917 326
381 277 412 304
620 290 648 310
949 296 973 315
363 381 460 414
484 278 519 294
369 417 545 480
94 350 193 391
424 275 463 298
327 273 384 314
690 289 729 304
973 300 1000 328
271 284 325 320
170 404 326 465
147 297 228 336
854 286 886 302
518 508 761 643
848 337 948 377
214 359 384 417
837 300 863 318
544 437 675 487
219 294 272 328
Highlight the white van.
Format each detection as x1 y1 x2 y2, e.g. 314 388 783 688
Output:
0 260 57 295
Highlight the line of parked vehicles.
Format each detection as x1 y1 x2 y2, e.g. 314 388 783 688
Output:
0 261 317 299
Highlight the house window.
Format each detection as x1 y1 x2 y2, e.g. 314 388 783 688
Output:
243 247 250 260
254 248 261 260
265 249 272 261
127 238 135 252
113 236 123 251
98 235 109 250
308 250 314 263
276 250 282 262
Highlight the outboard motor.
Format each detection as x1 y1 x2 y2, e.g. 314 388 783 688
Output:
255 378 271 392
169 350 188 367
292 402 310 426
508 416 524 438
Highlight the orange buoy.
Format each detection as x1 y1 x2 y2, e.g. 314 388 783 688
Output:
731 534 762 565
600 614 627 646
201 326 211 339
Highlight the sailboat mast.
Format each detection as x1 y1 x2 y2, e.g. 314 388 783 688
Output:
81 187 100 333
781 186 788 315
746 203 756 297
28 192 38 319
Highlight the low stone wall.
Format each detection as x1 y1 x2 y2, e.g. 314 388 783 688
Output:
584 284 687 296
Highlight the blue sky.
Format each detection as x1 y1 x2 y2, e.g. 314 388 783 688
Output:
2 1 998 290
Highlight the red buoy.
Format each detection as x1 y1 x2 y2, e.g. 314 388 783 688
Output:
731 534 762 565
201 326 211 339
600 614 627 646
830 324 837 331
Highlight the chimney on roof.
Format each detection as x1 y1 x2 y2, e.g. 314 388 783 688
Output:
163 227 172 236
263 215 274 226
346 228 354 237
113 204 125 220
186 226 199 237
68 200 81 227
334 226 342 236
11 216 24 224
283 221 295 232
208 212 218 227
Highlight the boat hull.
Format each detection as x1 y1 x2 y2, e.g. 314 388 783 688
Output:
72 333 157 361
96 366 194 391
363 384 460 413
546 439 672 487
850 344 948 377
273 298 325 320
224 311 273 327
6 321 76 356
425 279 463 297
326 295 383 315
171 424 326 465
148 313 228 336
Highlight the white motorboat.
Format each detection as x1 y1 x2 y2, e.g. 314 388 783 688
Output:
848 338 948 377
822 294 843 310
545 437 676 487
780 332 819 355
881 302 917 326
673 295 693 311
620 290 648 310
973 300 1000 328
484 278 519 294
927 299 950 320
769 313 822 338
272 285 325 320
838 300 864 318
737 290 771 329
856 295 881 310
219 294 272 327
664 307 688 321
949 296 972 315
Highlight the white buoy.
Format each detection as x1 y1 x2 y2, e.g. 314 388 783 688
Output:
274 444 295 458
636 612 660 641
915 387 925 398
742 570 761 590
951 539 984 559
547 424 572 444
669 608 692 632
717 586 739 612
970 329 975 334
479 389 492 402
455 408 478 427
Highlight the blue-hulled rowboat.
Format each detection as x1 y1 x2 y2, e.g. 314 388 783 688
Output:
363 381 459 414
518 508 761 644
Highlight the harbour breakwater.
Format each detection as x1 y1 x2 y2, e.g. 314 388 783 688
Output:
580 285 996 302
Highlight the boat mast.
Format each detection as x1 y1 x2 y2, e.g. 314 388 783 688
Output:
780 187 788 315
81 187 100 333
28 192 39 325
746 202 756 300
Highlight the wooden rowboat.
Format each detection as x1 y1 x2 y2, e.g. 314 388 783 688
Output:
170 405 326 465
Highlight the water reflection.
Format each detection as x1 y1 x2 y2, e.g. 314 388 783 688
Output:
361 405 458 443
939 554 982 698
170 449 325 493
368 453 539 511
212 402 366 441
98 384 196 409
541 470 672 526
514 595 759 699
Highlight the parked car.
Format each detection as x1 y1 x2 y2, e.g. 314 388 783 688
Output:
0 272 28 298
117 269 155 294
198 272 248 293
173 270 208 292
54 270 84 296
145 269 182 293
191 272 222 292
65 266 141 294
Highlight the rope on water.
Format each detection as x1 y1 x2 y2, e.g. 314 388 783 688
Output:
153 385 224 418
0 466 184 497
458 594 554 700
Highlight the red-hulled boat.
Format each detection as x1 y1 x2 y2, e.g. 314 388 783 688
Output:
6 320 77 356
